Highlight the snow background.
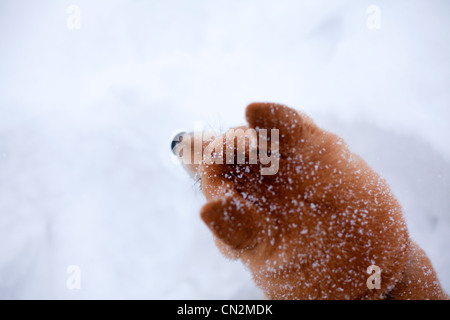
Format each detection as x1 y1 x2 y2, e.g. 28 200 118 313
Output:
0 0 449 299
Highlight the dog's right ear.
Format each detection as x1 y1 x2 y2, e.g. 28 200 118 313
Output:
200 196 259 250
245 102 303 153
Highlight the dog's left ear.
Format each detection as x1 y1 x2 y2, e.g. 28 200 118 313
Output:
200 196 260 250
245 102 303 153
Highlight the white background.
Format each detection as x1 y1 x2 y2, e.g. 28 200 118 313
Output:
0 0 449 299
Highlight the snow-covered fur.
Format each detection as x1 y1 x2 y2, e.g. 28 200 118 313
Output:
175 102 448 300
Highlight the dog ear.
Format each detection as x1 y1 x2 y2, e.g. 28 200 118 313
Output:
200 196 259 250
245 102 303 153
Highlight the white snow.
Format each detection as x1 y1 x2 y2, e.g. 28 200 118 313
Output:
0 0 449 299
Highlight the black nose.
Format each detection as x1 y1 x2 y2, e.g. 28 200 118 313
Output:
171 132 187 152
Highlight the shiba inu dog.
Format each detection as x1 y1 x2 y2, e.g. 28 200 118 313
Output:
171 102 448 300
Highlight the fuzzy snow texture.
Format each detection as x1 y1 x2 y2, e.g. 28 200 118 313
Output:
0 0 449 299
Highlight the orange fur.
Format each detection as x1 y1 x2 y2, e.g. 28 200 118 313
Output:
175 102 448 300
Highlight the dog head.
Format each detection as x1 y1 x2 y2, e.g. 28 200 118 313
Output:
172 102 409 299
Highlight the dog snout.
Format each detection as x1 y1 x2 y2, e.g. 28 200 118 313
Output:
171 131 187 154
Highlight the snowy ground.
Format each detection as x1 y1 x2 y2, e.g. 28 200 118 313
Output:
0 0 449 299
